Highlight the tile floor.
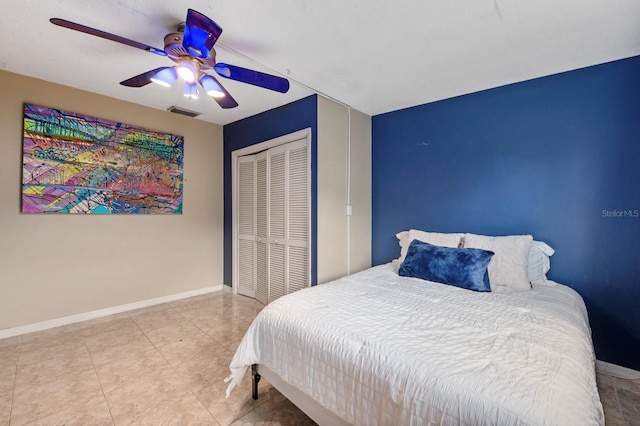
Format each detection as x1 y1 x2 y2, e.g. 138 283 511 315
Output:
0 291 638 425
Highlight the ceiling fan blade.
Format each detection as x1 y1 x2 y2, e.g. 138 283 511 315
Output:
214 63 290 93
50 18 166 56
206 75 238 109
120 68 167 87
215 94 239 109
183 9 223 58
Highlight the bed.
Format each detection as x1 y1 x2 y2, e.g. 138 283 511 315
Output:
225 231 604 425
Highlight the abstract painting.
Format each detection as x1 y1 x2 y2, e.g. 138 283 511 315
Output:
22 103 184 214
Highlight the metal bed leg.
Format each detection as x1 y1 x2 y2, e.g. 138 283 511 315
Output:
251 364 261 400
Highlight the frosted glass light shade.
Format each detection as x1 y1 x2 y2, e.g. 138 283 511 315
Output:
177 63 197 83
199 75 225 98
183 82 199 99
150 67 178 87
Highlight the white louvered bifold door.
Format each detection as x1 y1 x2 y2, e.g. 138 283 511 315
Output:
266 139 309 302
235 134 309 305
255 151 269 305
286 140 309 294
268 147 287 301
237 156 256 298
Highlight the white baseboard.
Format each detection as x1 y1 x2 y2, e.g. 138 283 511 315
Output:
0 285 223 340
596 360 640 380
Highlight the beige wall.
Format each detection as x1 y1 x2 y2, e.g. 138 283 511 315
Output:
348 108 372 274
317 97 371 283
0 71 223 330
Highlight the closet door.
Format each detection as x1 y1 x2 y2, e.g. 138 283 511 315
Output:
267 139 309 301
285 140 309 294
236 155 256 298
234 133 310 305
255 151 269 305
268 146 287 301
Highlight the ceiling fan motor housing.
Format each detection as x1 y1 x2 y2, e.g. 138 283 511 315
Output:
164 32 215 70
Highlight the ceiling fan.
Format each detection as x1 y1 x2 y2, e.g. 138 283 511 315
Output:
50 9 290 109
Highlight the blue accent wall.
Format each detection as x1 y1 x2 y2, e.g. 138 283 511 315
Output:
372 56 640 370
224 95 318 287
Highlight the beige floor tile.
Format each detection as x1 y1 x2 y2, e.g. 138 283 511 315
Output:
128 307 185 333
171 346 233 392
0 365 16 392
0 338 19 378
206 329 245 348
596 373 625 426
84 324 148 353
127 302 174 317
17 341 89 368
231 396 316 426
212 303 243 318
80 313 138 337
206 298 234 315
188 317 225 335
19 324 83 350
11 369 104 425
615 377 640 395
213 316 253 333
129 394 219 426
104 368 192 425
210 321 250 349
197 377 280 426
205 320 251 347
234 305 265 323
0 337 19 349
88 333 156 367
142 319 207 347
0 397 11 426
22 398 113 426
0 367 15 426
0 346 18 371
224 337 245 352
243 297 267 309
95 348 172 394
169 293 224 314
155 331 216 366
15 345 94 387
617 387 640 426
178 307 226 331
217 311 238 324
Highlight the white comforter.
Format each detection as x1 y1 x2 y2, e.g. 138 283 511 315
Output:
226 264 604 425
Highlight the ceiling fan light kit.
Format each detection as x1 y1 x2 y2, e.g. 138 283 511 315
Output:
199 75 225 98
183 82 199 99
150 67 178 87
177 62 197 83
49 9 290 109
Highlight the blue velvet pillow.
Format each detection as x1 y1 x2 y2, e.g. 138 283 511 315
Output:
398 240 494 292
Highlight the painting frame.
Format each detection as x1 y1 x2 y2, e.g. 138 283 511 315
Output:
21 103 184 214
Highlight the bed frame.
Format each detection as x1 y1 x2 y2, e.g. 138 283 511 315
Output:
251 364 351 426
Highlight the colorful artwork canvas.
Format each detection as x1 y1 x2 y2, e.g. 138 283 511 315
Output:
22 104 184 214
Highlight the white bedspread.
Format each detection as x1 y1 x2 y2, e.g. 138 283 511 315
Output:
226 264 604 425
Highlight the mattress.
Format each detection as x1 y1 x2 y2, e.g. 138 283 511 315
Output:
226 263 604 425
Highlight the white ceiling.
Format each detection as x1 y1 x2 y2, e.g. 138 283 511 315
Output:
2 0 639 125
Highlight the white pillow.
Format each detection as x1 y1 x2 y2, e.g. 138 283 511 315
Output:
396 229 464 264
464 233 533 290
528 240 555 287
391 231 411 271
395 230 410 259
